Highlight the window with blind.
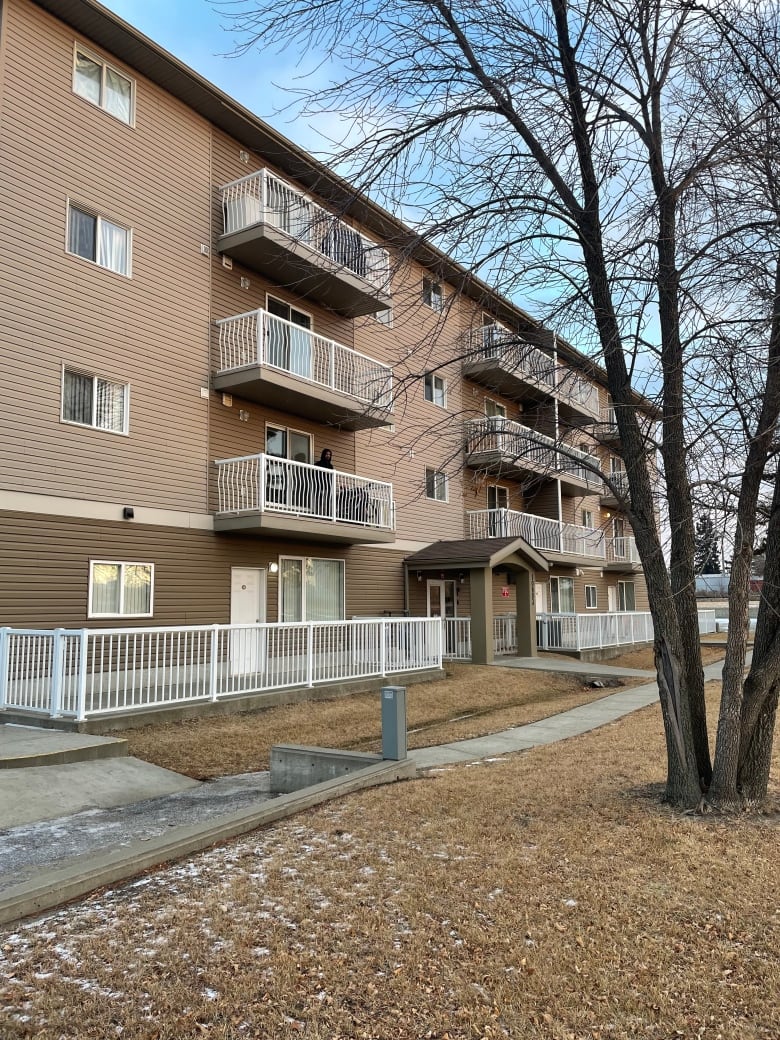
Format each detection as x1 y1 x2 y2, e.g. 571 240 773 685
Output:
67 203 131 276
279 557 345 622
62 368 128 434
89 562 153 618
73 46 134 125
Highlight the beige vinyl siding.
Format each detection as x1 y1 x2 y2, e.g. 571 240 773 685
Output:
0 0 212 511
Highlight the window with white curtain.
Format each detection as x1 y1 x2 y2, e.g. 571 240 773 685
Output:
62 368 128 434
618 580 636 611
89 562 153 617
279 557 344 622
67 203 131 276
73 46 134 125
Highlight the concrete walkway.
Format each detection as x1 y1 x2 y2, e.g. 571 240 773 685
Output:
0 655 725 925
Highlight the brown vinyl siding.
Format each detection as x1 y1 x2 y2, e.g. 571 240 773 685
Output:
0 0 212 511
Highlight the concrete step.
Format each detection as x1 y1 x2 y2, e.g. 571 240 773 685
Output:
0 724 127 769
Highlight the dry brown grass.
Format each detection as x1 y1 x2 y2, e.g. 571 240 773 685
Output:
2 687 778 1039
605 643 727 670
117 664 630 779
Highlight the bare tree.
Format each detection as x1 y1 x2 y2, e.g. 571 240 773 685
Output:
216 0 780 808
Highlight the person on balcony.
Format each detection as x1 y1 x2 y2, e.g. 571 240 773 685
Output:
314 448 335 517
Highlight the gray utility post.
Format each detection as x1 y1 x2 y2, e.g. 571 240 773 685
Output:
381 685 407 760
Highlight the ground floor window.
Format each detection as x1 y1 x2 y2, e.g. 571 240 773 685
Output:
550 575 575 613
618 580 636 611
88 561 153 617
280 557 345 622
585 585 598 609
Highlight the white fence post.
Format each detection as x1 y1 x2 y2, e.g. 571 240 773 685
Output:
380 619 387 676
306 622 314 687
50 628 65 719
209 625 220 702
75 630 89 723
0 628 8 710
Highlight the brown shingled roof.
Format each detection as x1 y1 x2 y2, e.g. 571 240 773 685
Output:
404 538 548 572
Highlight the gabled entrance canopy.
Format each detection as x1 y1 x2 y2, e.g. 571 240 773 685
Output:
404 537 549 664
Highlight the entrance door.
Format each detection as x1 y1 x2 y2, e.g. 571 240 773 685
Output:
608 585 618 612
230 567 267 676
428 579 457 654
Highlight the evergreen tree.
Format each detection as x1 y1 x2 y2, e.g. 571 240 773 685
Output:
694 514 721 575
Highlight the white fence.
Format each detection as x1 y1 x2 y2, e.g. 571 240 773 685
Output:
217 308 393 410
443 609 718 657
0 618 442 722
221 168 390 290
215 454 395 530
466 327 557 389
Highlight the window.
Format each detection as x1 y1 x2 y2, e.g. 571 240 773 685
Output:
67 203 131 276
374 306 393 327
582 509 594 529
585 585 598 609
73 46 134 124
62 368 128 434
550 576 575 613
89 561 153 618
265 425 311 463
279 557 344 622
618 580 636 611
424 373 447 408
425 467 448 502
485 398 507 419
266 296 312 377
422 277 444 313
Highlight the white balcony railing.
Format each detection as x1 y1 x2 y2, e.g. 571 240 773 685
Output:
0 618 441 722
467 327 556 390
556 368 601 416
215 454 395 531
603 471 630 500
607 536 641 564
221 169 390 290
465 417 602 488
467 509 606 559
217 308 394 410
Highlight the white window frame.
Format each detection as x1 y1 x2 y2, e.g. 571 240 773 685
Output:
264 423 312 462
422 277 444 313
424 373 447 408
425 467 448 502
582 509 594 529
61 366 129 435
485 398 507 419
278 556 345 622
88 561 154 618
373 305 393 327
72 43 135 126
585 585 598 609
66 201 132 277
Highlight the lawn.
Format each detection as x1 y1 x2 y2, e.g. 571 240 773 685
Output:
1 677 778 1039
115 647 725 780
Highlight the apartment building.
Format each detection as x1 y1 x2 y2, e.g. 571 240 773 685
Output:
0 0 652 662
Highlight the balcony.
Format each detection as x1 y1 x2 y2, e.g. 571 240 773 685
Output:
464 418 602 494
219 170 392 317
467 509 606 562
214 309 393 431
601 471 630 508
606 536 642 570
555 367 601 423
462 327 557 402
214 454 395 544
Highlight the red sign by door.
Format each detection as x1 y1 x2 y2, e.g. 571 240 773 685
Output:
501 587 510 598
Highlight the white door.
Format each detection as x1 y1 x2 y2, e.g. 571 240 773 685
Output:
608 586 618 612
230 568 267 676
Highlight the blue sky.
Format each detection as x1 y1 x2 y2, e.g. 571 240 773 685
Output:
100 0 332 154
